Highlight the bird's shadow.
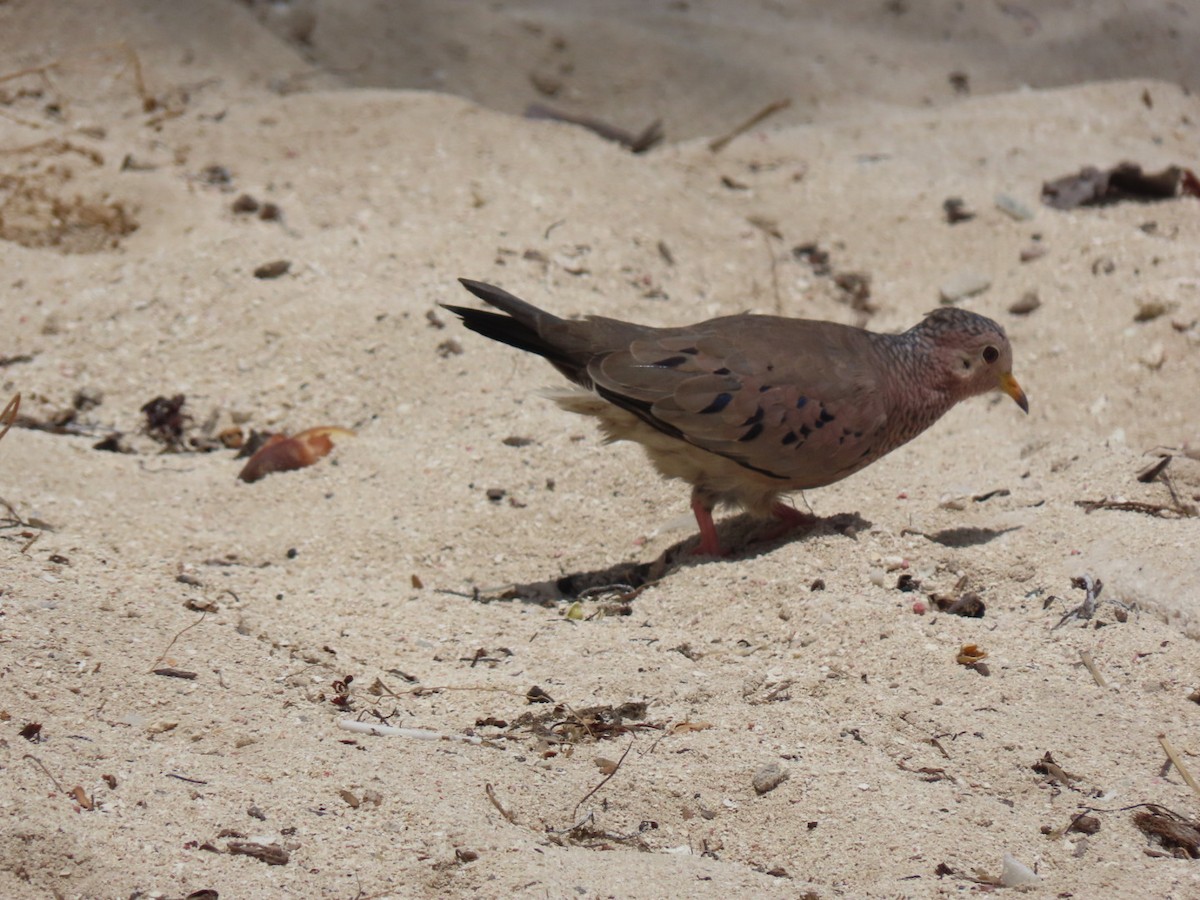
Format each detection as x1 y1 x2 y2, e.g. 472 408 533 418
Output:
922 525 1021 548
465 511 870 605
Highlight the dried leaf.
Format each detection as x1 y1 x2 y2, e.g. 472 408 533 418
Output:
238 426 354 483
956 643 988 665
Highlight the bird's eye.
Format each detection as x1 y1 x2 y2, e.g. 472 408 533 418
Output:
982 345 999 364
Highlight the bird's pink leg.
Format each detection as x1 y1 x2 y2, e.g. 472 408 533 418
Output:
691 495 723 556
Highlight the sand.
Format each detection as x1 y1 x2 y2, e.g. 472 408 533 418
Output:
2 1 1200 897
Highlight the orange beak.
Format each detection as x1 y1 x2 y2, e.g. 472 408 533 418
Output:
999 373 1029 413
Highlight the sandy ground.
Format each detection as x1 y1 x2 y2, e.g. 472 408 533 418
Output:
3 1 1200 897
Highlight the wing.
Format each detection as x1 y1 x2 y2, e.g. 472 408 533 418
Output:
587 315 891 489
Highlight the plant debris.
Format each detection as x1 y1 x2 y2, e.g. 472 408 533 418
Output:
943 196 975 224
153 667 198 680
227 841 289 866
1042 162 1200 209
524 103 663 153
1032 751 1079 788
1133 806 1200 858
511 699 652 746
1075 497 1197 518
1051 574 1125 629
0 393 18 443
708 98 791 153
238 426 354 483
931 590 986 617
955 643 989 675
142 394 189 448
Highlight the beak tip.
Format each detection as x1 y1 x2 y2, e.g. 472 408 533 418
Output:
1000 373 1029 414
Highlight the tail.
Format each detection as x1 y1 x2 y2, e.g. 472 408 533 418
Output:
443 279 579 376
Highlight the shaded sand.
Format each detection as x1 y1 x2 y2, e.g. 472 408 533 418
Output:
2 2 1200 897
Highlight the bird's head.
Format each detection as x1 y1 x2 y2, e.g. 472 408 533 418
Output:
918 307 1028 412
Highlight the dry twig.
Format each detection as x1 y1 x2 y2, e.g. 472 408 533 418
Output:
709 98 791 153
1079 649 1107 687
573 738 634 820
148 610 207 670
1158 733 1200 798
0 394 18 443
485 783 518 824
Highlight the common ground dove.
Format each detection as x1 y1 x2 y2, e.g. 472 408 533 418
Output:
446 279 1028 556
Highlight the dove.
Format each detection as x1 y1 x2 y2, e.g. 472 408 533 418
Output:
445 279 1028 556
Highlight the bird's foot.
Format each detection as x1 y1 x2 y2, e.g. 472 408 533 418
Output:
756 503 818 544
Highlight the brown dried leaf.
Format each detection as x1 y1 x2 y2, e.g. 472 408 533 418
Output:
956 643 988 665
70 785 93 809
238 426 354 483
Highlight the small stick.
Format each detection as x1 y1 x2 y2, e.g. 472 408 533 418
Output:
572 737 633 819
1079 649 1106 687
1158 734 1200 798
709 98 792 153
485 783 518 824
23 754 65 793
0 393 18 443
148 610 207 671
337 719 482 745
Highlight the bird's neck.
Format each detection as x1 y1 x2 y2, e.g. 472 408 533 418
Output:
875 328 959 435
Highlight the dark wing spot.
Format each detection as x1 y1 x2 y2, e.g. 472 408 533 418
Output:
795 396 808 409
713 367 731 375
700 392 734 414
818 409 835 424
799 424 812 438
739 423 764 442
781 431 798 445
679 346 699 355
741 406 764 427
759 385 772 393
652 355 689 368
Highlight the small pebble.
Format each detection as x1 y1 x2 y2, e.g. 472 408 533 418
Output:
1019 244 1048 263
753 762 790 796
1140 342 1166 370
1071 815 1101 835
995 193 1034 221
1009 290 1041 315
254 259 291 279
939 272 991 304
1134 298 1169 322
232 194 259 214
